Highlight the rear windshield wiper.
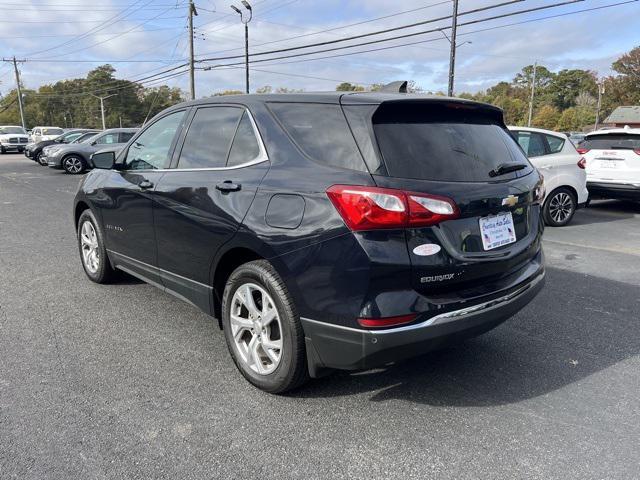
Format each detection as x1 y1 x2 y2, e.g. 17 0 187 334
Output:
489 163 528 178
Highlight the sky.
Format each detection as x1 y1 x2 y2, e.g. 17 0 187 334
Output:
0 0 638 98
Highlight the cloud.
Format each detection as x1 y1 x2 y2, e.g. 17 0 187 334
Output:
0 0 638 95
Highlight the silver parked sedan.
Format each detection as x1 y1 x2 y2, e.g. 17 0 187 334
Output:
46 128 138 174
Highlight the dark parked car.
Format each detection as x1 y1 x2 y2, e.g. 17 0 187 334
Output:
26 129 100 165
46 128 138 174
74 92 545 393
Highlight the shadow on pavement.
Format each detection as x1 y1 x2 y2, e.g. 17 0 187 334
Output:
293 267 639 405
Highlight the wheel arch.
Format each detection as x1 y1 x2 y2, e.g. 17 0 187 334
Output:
546 184 578 204
212 247 265 328
74 200 91 230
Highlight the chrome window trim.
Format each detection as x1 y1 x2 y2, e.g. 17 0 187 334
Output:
121 108 269 173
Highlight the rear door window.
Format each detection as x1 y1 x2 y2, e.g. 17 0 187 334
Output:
514 131 547 157
584 134 640 150
269 103 366 171
545 134 565 153
372 103 531 182
178 106 243 169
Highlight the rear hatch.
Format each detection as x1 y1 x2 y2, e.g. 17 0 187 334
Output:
342 99 543 294
581 132 640 183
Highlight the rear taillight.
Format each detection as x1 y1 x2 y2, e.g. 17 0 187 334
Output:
357 313 417 329
577 157 587 169
534 174 545 204
576 147 590 154
634 148 640 156
326 185 459 231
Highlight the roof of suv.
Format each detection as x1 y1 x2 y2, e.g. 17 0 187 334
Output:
587 127 640 136
174 91 503 112
507 126 567 137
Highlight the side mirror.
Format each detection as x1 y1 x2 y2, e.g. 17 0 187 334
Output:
92 151 116 169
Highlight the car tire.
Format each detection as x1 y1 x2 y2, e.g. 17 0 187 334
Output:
36 152 46 166
62 155 85 174
543 187 577 227
77 209 117 284
222 260 308 394
0 147 5 154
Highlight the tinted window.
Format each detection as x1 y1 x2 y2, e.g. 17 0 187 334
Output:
545 134 565 153
515 131 547 157
584 134 640 150
95 133 120 145
124 110 185 170
119 131 136 143
178 107 242 169
373 103 531 182
269 103 366 171
227 111 261 166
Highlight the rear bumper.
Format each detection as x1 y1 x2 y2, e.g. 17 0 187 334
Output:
302 267 545 376
587 181 640 200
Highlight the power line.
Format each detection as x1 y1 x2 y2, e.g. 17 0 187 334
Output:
198 0 583 67
197 0 452 57
197 0 528 63
202 0 633 72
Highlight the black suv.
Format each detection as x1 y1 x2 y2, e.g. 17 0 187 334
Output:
74 91 545 393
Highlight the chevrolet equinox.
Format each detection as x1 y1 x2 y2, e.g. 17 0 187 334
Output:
74 91 545 393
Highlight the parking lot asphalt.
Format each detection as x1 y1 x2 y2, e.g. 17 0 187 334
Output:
1 153 639 480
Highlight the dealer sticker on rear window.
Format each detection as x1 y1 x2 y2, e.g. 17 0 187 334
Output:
479 212 517 251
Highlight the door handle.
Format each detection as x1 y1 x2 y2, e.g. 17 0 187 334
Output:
216 181 241 192
138 179 154 189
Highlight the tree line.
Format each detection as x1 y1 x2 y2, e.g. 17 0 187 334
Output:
1 46 637 131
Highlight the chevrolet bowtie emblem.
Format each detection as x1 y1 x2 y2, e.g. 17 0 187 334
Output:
501 195 518 207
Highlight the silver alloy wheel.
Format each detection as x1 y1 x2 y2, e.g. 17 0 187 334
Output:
230 283 283 375
549 192 574 223
80 220 100 274
64 156 83 173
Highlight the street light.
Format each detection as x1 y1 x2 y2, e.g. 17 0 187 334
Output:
231 1 252 94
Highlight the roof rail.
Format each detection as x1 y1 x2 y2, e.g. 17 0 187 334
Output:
379 81 408 93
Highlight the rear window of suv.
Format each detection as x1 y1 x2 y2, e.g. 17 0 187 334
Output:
583 133 640 150
371 103 531 182
269 103 366 171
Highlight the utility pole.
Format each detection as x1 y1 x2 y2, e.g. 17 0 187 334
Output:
447 0 459 97
2 57 27 129
91 93 117 130
594 81 605 131
527 61 538 127
232 1 253 94
188 0 198 100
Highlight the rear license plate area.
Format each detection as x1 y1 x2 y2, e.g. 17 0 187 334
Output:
479 212 517 251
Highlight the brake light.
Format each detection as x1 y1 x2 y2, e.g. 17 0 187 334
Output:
326 185 459 231
576 147 590 154
357 313 417 328
634 148 640 156
534 174 545 204
577 157 587 169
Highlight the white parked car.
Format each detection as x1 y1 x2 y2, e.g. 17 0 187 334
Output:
578 128 640 202
0 125 29 153
29 126 64 143
509 126 588 226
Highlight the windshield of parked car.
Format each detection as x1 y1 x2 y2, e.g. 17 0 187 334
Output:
0 126 26 134
584 133 640 150
74 132 99 144
42 127 64 135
